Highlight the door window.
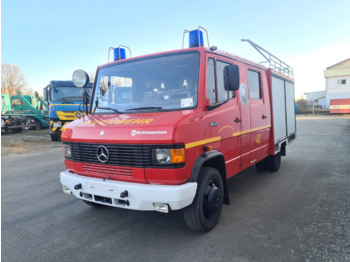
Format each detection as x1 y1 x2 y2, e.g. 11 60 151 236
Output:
248 70 262 99
207 58 216 105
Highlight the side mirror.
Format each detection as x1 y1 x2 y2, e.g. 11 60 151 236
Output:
72 69 90 88
224 65 240 91
43 86 49 102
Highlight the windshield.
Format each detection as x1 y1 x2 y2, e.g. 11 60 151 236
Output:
50 86 92 102
92 52 200 114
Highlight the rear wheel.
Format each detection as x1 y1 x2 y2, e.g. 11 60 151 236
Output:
183 167 224 232
255 159 267 171
266 152 281 172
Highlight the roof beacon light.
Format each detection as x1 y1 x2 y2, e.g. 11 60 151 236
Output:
114 48 126 61
182 26 210 49
108 45 132 62
189 30 204 48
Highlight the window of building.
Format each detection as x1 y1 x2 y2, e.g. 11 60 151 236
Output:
248 70 261 99
337 79 346 85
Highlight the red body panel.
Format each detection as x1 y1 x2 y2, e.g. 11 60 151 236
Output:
330 99 350 114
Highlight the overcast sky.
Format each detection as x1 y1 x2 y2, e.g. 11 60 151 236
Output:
2 0 350 98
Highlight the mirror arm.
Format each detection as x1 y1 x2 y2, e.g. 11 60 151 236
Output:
207 100 229 111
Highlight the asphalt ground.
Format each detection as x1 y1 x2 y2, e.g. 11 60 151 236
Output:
1 116 350 262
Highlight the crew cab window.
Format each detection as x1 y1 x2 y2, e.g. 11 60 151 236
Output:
248 70 262 99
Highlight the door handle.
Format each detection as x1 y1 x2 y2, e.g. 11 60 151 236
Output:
262 115 267 119
234 118 241 123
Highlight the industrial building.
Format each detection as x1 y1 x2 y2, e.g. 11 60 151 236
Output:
324 58 350 113
304 91 326 108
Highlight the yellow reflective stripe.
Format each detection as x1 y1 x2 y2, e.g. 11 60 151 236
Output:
56 111 77 121
52 127 57 131
185 136 221 149
236 125 271 136
185 125 271 149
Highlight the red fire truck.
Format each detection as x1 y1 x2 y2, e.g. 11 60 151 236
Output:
60 27 296 232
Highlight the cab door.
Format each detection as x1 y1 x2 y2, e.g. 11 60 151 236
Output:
246 67 269 164
205 55 241 178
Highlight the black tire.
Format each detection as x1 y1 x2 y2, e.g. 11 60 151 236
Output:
11 128 23 133
183 167 224 232
83 200 105 208
35 121 41 130
255 159 267 171
51 133 59 141
266 152 281 172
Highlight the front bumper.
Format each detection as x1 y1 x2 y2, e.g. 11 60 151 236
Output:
60 170 197 211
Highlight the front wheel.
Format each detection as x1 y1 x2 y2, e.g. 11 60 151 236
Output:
51 133 59 141
183 167 224 232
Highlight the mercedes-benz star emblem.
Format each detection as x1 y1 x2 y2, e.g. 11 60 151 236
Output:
96 145 109 163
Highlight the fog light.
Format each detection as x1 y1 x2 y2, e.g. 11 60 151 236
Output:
153 203 169 213
62 185 72 194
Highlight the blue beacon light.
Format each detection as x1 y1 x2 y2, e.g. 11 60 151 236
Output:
114 48 126 61
189 30 204 48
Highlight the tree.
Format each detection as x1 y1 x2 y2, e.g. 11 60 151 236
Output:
88 72 95 82
1 64 28 96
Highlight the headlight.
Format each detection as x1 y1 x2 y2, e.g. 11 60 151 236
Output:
155 149 171 163
153 147 185 164
63 144 72 158
72 69 90 88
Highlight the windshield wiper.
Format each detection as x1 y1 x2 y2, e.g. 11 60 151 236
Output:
95 107 122 113
126 106 163 111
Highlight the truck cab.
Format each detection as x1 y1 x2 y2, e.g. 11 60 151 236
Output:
11 94 42 111
60 29 296 231
44 81 93 141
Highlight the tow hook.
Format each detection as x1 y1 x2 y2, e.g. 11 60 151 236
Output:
120 190 130 206
74 183 83 197
120 190 128 198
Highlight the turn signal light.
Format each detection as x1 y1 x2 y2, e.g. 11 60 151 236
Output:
170 148 185 163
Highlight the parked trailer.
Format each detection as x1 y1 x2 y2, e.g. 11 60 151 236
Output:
2 90 49 130
60 28 296 232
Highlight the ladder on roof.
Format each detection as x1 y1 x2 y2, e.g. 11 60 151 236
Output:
242 39 294 78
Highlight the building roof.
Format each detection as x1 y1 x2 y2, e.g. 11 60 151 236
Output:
326 58 350 70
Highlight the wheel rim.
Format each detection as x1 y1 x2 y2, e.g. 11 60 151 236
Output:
203 181 221 219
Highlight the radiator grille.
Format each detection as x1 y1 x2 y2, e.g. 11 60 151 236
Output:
66 142 152 168
82 163 133 176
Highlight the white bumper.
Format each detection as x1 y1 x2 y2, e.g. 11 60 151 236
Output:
60 170 197 211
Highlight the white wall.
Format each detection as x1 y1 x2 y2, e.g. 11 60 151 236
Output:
325 76 350 107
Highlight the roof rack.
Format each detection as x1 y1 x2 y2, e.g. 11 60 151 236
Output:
241 39 294 78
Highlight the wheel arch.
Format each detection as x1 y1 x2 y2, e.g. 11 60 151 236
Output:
189 150 230 205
